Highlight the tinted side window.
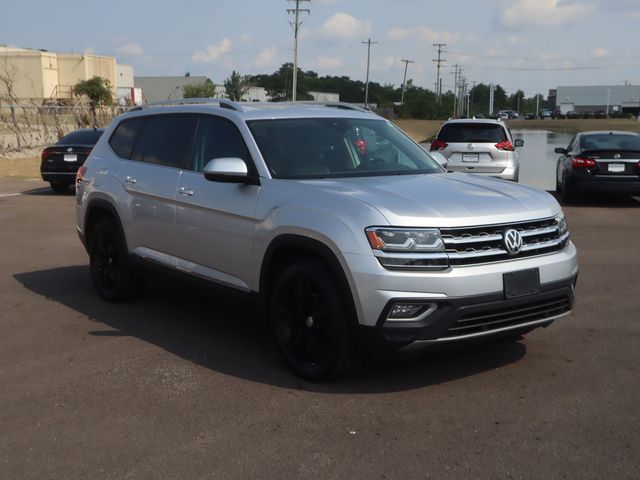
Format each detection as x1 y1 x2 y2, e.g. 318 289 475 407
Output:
191 116 252 172
131 115 198 168
109 118 145 159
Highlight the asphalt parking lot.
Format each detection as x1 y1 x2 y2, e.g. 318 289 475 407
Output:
1 176 639 479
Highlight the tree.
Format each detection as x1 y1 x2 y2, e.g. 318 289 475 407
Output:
224 70 250 101
183 81 216 98
73 76 113 128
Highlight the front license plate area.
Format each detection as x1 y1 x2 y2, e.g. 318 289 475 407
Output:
462 153 479 163
504 268 540 299
608 163 624 173
63 154 77 162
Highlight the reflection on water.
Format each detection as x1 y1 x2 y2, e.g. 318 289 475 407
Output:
512 130 574 191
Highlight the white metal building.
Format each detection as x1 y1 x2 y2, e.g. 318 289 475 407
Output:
554 85 640 115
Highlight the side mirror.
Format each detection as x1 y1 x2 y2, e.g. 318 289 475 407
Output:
429 151 448 170
554 147 568 155
514 139 524 148
203 157 260 185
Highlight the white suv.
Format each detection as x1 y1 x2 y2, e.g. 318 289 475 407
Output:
430 118 522 181
76 100 577 380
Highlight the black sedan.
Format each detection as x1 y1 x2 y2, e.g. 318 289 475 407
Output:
40 128 104 193
555 131 640 202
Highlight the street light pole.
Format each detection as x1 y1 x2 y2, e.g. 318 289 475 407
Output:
606 88 611 117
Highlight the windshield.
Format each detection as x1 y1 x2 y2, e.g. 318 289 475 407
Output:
247 118 442 179
580 134 640 151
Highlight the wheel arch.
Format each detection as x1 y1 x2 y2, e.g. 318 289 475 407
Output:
84 199 128 252
259 234 360 327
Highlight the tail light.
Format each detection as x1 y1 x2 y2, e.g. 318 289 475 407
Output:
572 157 597 168
41 147 55 161
430 139 448 151
76 165 87 184
495 140 514 151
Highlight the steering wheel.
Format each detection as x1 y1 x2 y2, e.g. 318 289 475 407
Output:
357 157 386 169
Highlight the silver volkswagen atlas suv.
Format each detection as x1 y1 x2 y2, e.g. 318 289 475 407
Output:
75 100 578 380
430 118 522 181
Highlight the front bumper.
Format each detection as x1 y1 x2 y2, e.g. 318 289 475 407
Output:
344 241 578 351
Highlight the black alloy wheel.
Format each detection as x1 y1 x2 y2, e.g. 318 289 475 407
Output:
270 259 354 380
89 217 140 301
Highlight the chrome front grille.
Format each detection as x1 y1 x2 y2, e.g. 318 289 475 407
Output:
439 217 569 266
443 295 571 338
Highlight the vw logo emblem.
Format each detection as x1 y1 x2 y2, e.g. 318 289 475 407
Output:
613 153 621 159
467 143 474 151
503 229 523 255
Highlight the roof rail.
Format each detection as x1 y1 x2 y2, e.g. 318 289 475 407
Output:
296 101 371 113
131 98 244 112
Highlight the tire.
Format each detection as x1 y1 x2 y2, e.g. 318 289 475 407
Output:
88 217 142 301
557 175 574 204
269 259 355 380
50 181 71 194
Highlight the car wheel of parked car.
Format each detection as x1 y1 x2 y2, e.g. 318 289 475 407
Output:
270 259 354 380
557 175 574 204
89 217 141 301
50 181 71 194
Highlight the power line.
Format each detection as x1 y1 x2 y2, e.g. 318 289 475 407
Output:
286 0 310 102
361 38 378 108
400 58 414 103
433 43 447 103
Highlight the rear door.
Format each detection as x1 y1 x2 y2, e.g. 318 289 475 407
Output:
113 114 198 261
437 123 510 174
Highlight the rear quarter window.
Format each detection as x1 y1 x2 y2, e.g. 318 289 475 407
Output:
109 118 145 159
438 123 507 143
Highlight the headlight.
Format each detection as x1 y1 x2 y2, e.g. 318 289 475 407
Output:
555 213 568 236
365 227 448 270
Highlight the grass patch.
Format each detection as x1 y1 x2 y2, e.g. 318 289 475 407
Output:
0 154 41 179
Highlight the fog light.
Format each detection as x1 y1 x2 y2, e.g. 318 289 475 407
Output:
389 303 424 318
387 302 437 320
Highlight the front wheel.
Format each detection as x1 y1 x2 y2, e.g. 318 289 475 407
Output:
270 259 355 380
88 217 142 301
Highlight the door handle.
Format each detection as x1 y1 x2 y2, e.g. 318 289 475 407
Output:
179 186 194 196
124 175 137 184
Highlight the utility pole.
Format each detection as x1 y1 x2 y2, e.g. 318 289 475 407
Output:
287 0 310 102
433 43 447 103
451 64 461 117
489 83 495 116
400 58 414 103
362 38 378 108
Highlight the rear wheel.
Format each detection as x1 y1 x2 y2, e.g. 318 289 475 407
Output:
50 181 71 194
270 259 355 380
88 217 142 301
557 173 574 204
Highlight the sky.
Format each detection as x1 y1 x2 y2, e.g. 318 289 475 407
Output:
3 0 640 97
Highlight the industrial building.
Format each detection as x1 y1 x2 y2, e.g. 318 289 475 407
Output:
549 85 640 115
0 46 134 102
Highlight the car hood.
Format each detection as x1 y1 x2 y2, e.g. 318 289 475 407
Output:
295 172 560 227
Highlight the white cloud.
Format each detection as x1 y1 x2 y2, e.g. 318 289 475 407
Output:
255 47 277 68
594 47 608 57
320 12 371 40
387 26 459 43
115 43 143 56
500 0 595 27
313 55 343 69
192 38 232 63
